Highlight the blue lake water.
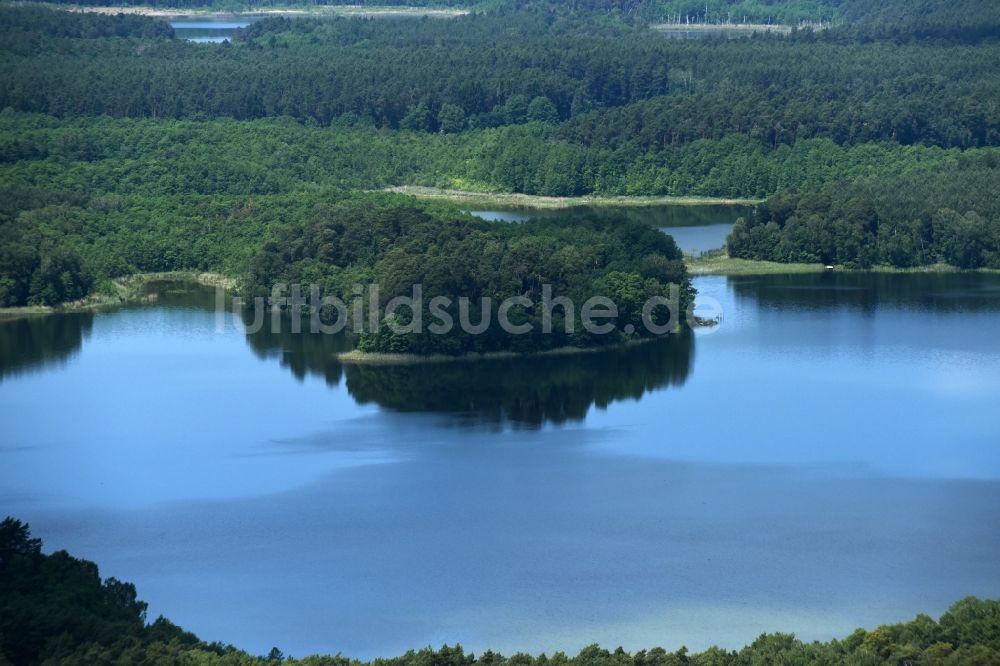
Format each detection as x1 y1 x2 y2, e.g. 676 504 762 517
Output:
170 18 253 43
469 205 752 256
1 273 999 658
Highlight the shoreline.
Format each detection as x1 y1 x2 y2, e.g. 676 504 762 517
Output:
651 23 806 35
0 271 233 321
686 255 828 276
37 3 469 19
3 259 995 321
386 186 762 209
685 254 1000 276
336 337 673 366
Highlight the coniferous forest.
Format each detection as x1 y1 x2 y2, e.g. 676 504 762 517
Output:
2 1 1000 311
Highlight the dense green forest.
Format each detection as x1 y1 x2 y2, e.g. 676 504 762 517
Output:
5 109 997 307
3 518 1000 665
5 113 988 200
0 181 692 352
24 0 1000 33
243 198 692 354
1 2 999 309
3 0 836 23
835 0 1000 42
728 153 1000 268
3 7 998 141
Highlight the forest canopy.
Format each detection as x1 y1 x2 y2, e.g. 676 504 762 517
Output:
20 0 1000 33
1 2 999 309
2 7 998 144
242 197 692 354
728 153 1000 269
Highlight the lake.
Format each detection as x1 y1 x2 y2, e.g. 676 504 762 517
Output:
1 273 999 659
469 204 754 256
653 24 794 39
170 18 254 43
168 10 458 42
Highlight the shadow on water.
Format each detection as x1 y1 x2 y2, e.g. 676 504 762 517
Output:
343 331 694 428
0 280 694 426
471 204 754 256
243 313 353 386
0 312 93 381
471 204 754 228
243 303 695 427
0 280 214 381
730 272 1000 314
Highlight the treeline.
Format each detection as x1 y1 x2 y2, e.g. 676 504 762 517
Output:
244 197 691 354
4 518 1000 665
5 110 998 306
0 517 199 666
640 0 837 24
14 0 841 24
837 0 1000 43
32 0 1000 31
728 153 1000 268
4 108 1000 306
5 112 990 199
0 7 174 41
2 7 998 148
2 3 1000 301
556 35 1000 150
1 8 672 128
0 187 300 307
20 0 840 23
0 182 694 353
497 0 838 24
19 0 1000 33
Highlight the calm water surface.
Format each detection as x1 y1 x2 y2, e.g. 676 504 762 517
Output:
470 205 752 256
1 273 999 658
170 18 253 43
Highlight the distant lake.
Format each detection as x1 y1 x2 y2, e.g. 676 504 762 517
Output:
469 204 753 255
168 10 455 42
2 273 999 659
655 25 791 39
170 18 254 43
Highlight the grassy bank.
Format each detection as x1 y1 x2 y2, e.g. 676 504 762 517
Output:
3 259 993 323
336 338 672 366
387 186 762 210
651 22 796 34
0 271 233 321
685 254 1000 276
686 254 829 276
